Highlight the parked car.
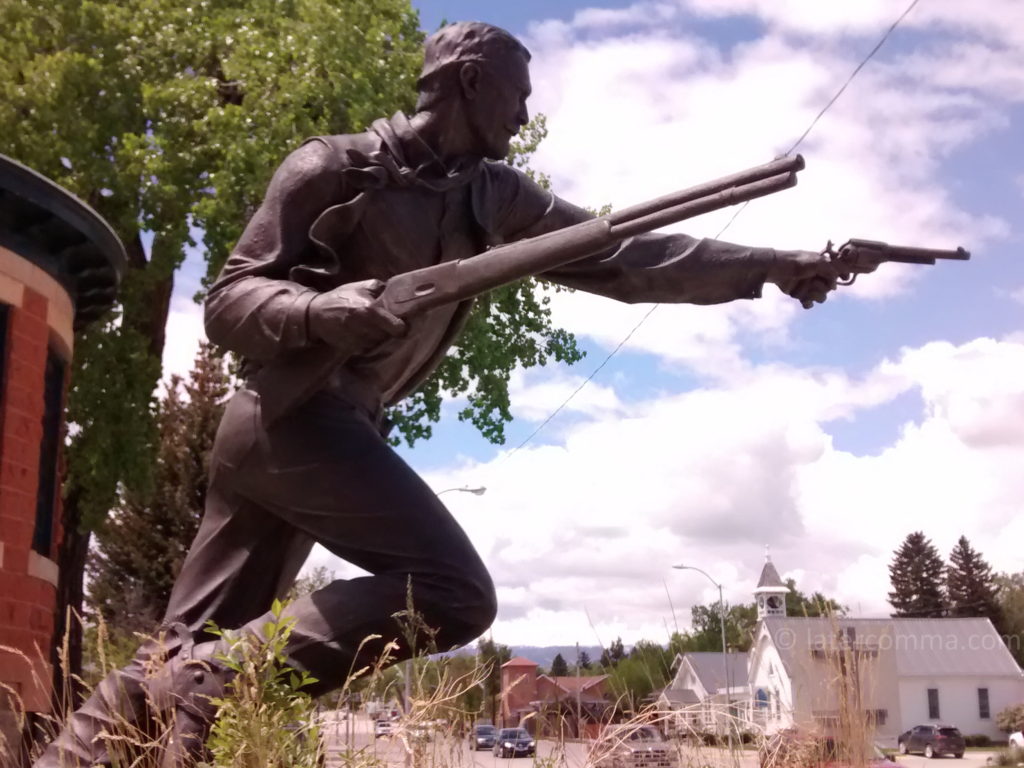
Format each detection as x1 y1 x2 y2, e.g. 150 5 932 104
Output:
897 725 965 758
492 727 536 758
469 724 497 751
374 719 394 739
594 725 678 768
1010 732 1024 749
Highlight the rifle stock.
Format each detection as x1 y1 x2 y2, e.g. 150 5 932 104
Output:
256 157 804 426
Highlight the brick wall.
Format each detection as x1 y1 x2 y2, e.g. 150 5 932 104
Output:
0 285 62 714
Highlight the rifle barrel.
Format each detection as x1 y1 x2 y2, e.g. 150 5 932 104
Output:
609 154 804 229
609 171 798 239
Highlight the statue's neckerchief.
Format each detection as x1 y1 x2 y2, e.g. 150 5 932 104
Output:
341 111 481 192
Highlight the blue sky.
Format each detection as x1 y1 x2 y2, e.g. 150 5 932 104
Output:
164 0 1024 645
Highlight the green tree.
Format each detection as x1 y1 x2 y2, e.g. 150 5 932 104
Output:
477 637 511 725
997 703 1024 734
946 536 1002 626
888 531 948 617
549 653 569 677
607 640 672 711
86 342 230 644
690 603 758 652
578 650 592 670
784 578 846 617
2 0 578 679
600 637 627 668
996 572 1024 666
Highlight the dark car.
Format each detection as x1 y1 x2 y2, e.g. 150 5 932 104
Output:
469 724 496 751
897 725 965 758
493 727 536 759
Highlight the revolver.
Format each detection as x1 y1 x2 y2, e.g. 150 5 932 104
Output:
824 238 970 286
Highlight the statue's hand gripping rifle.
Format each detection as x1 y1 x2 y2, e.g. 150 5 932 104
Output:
258 154 806 425
806 238 970 308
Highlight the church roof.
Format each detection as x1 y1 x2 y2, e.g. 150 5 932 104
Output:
762 617 1023 678
756 558 786 589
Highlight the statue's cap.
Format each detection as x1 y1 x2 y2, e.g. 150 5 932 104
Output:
419 22 529 81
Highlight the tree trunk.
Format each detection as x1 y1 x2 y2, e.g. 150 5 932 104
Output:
50 232 177 686
51 485 90 706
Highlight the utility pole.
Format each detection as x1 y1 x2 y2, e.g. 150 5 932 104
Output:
575 642 582 739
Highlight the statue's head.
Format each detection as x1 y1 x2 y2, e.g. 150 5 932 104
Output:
417 22 532 160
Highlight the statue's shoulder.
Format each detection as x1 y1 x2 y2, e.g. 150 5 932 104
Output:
301 130 384 166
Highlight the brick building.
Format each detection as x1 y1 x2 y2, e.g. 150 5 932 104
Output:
0 154 124 752
500 655 611 737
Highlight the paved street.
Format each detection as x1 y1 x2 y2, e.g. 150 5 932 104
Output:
319 714 1000 768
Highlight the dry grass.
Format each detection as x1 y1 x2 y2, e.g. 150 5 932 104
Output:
4 606 895 768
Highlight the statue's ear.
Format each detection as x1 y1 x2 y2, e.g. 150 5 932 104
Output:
458 62 481 100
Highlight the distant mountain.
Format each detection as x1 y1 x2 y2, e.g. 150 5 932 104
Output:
507 645 606 671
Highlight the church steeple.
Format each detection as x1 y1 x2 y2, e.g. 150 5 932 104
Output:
754 547 788 619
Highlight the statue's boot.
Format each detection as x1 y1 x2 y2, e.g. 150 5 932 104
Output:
32 625 232 768
148 625 233 768
31 662 150 768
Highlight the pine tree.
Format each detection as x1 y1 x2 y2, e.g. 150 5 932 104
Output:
87 343 231 642
549 653 569 677
947 536 1002 626
888 531 948 617
578 650 592 670
600 637 627 668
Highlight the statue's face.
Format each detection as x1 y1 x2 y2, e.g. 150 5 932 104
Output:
463 52 532 160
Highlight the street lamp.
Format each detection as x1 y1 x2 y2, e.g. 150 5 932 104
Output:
673 563 733 749
435 485 487 497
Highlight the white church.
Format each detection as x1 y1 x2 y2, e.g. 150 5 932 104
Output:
660 556 1024 746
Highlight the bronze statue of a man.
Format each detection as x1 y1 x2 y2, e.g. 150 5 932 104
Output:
36 21 839 768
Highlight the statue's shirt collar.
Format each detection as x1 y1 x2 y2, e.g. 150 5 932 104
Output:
341 112 480 192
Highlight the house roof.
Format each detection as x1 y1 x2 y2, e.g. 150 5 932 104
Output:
660 687 700 706
502 656 538 668
546 675 607 693
682 652 749 694
763 617 1024 678
756 557 786 589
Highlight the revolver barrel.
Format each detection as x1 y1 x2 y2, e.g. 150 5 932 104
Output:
845 238 970 264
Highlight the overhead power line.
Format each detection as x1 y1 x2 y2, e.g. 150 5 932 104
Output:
502 0 923 462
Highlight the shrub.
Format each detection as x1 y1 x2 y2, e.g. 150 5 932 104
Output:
997 703 1024 734
987 746 1024 766
965 734 992 747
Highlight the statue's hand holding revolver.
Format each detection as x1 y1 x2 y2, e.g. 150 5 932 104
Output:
771 239 970 309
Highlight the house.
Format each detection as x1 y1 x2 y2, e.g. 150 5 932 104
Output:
0 155 124 752
661 552 1024 747
745 554 1024 746
749 616 1024 745
659 652 750 735
500 655 611 737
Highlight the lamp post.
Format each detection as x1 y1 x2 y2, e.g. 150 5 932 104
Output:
435 485 487 497
673 563 733 750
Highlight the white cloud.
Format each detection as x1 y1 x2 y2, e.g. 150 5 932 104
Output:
162 1 1024 649
371 335 1024 643
522 0 1013 358
508 367 627 421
